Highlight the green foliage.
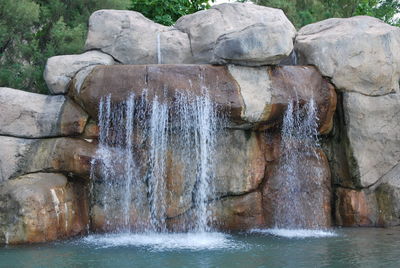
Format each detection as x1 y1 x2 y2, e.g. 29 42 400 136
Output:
252 0 399 28
130 0 214 25
355 0 400 26
0 0 131 93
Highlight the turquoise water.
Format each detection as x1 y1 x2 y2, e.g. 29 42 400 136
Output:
1 228 399 268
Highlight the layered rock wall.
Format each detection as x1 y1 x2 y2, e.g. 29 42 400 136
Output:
1 2 399 244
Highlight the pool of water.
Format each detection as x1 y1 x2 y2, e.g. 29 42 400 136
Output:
1 228 399 268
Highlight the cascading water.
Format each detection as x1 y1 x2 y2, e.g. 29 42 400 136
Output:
91 94 146 231
272 97 326 229
173 90 220 232
90 85 222 234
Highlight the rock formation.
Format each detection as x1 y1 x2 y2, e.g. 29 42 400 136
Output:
0 2 399 244
85 3 296 65
295 16 400 227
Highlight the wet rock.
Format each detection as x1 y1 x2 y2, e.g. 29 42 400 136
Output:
73 64 336 133
0 137 96 182
165 129 266 218
262 137 332 228
295 16 400 96
228 65 336 133
374 182 400 226
72 64 244 122
167 191 265 231
176 3 296 65
0 173 89 244
335 169 400 227
0 87 88 138
90 200 151 233
335 188 377 227
210 191 265 231
44 51 114 94
85 10 192 64
81 119 99 139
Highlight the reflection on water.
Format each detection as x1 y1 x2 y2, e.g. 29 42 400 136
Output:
1 228 400 268
251 228 337 238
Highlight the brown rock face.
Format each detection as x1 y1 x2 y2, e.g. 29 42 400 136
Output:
90 128 266 230
335 184 400 227
210 191 265 231
0 136 96 182
262 135 332 229
335 188 376 226
72 64 244 123
81 119 100 139
167 191 265 231
0 87 88 138
268 66 337 134
213 130 266 197
0 173 89 244
72 64 336 132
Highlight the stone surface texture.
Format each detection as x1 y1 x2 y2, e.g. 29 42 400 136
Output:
85 9 192 64
0 136 96 182
175 3 296 65
85 3 296 66
0 173 88 244
44 51 114 94
3 3 400 245
263 136 332 228
298 16 400 226
74 64 336 132
296 16 400 96
0 87 88 138
342 92 400 188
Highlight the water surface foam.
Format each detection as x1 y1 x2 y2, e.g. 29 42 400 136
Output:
82 232 241 251
251 228 337 239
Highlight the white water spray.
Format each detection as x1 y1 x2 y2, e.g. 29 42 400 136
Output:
91 87 222 233
273 98 324 229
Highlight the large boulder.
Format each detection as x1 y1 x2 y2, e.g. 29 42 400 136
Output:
175 3 296 65
84 3 296 66
295 16 400 96
342 92 400 188
297 16 400 227
85 10 192 64
213 130 265 196
72 64 336 133
0 137 96 182
0 87 88 138
0 173 88 244
44 51 114 94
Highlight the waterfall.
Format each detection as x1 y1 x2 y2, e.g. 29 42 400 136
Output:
174 90 220 232
273 98 325 229
147 96 169 232
91 94 143 231
156 32 162 64
91 87 222 233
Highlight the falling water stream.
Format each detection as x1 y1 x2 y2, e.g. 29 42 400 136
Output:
90 83 222 238
271 97 327 229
